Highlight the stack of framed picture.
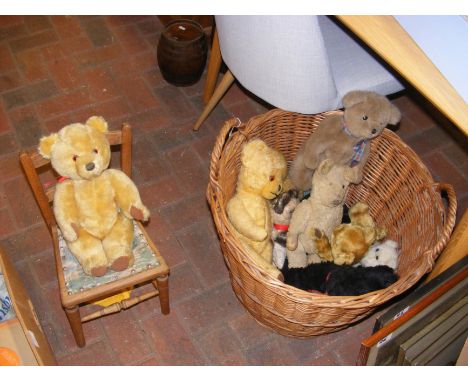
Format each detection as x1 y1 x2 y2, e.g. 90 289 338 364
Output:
357 255 467 366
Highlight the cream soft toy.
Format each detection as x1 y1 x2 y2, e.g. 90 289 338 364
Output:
38 116 150 277
286 159 360 268
227 139 287 280
290 90 401 191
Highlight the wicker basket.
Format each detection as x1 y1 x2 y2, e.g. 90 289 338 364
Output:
206 109 457 337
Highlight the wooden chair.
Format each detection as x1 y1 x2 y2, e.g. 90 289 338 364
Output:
19 123 170 348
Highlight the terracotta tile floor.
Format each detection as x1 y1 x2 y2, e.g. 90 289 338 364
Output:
0 16 466 366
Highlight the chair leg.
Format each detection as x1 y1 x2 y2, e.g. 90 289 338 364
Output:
203 28 222 105
153 276 170 315
193 69 235 131
64 306 86 348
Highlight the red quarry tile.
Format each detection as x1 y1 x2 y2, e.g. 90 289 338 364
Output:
0 223 52 263
0 23 28 42
392 94 437 131
306 351 339 366
0 153 23 180
140 309 206 365
24 16 53 34
422 151 468 197
9 109 45 148
110 51 157 79
0 16 24 28
138 176 184 209
133 155 171 184
0 208 15 238
175 282 245 337
75 44 123 70
106 16 150 28
0 103 11 133
16 49 49 82
100 308 153 365
153 85 198 121
159 194 212 233
117 76 161 113
197 324 247 365
0 70 23 93
73 97 132 124
405 125 453 158
9 29 59 53
48 56 82 90
30 250 57 287
136 18 164 35
138 356 161 366
50 16 84 40
125 108 171 132
83 66 120 102
228 313 275 350
0 131 19 155
81 17 116 48
4 176 43 229
177 223 230 288
221 82 250 107
36 88 93 119
165 144 209 191
245 339 298 365
0 44 16 73
57 340 119 365
161 262 205 304
112 24 150 54
142 68 165 89
2 79 58 111
43 113 75 133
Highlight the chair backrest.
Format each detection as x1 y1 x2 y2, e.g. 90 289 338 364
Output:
19 123 133 233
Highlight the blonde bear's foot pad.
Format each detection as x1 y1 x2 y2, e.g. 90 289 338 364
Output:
91 266 108 277
111 256 130 272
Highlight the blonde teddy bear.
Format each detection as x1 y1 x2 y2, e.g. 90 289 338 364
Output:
227 139 287 280
38 116 150 277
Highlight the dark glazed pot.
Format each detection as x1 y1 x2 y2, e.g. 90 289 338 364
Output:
157 19 208 87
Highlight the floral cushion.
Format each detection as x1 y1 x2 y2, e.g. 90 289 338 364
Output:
58 222 160 295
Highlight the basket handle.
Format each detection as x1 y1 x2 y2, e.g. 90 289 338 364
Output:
208 117 243 190
432 182 457 257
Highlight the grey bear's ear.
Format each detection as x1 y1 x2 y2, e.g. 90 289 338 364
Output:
388 104 402 125
342 90 372 108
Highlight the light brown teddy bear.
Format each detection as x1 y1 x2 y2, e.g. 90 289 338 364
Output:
290 90 401 191
227 139 287 280
286 159 360 268
312 202 387 265
38 116 150 277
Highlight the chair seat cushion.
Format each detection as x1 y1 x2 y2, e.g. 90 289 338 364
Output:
58 222 161 295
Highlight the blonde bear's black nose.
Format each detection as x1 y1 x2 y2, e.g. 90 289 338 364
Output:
86 162 95 171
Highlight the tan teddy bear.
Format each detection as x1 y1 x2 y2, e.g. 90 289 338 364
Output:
290 90 401 191
312 202 387 266
227 139 287 280
286 160 360 268
38 116 150 277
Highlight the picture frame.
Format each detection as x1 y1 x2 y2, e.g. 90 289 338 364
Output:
357 267 468 365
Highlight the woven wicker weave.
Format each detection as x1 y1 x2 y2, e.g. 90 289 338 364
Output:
207 109 457 337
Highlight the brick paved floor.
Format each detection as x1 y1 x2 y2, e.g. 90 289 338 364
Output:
0 16 466 365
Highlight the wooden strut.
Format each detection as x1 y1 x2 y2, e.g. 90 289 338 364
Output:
81 290 159 323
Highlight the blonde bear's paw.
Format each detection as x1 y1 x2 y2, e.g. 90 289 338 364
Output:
91 266 108 277
111 255 131 272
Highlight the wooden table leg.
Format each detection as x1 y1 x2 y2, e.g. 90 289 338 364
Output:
203 28 222 105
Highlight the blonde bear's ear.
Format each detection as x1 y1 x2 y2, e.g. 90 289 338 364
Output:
38 133 59 159
86 116 108 133
241 139 268 168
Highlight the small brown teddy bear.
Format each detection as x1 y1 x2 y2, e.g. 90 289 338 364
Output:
286 159 360 268
290 90 401 191
312 202 387 266
227 139 288 280
38 116 150 277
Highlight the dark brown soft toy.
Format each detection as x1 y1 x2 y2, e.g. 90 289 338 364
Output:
290 90 401 191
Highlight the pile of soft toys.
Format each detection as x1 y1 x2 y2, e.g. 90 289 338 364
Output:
227 90 403 296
